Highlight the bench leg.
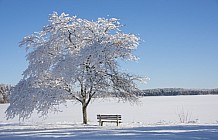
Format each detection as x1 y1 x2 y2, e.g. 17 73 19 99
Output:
101 121 103 126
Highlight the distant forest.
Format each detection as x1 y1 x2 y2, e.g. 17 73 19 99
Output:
1 83 218 103
139 88 218 96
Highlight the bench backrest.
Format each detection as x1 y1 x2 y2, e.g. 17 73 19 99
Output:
97 115 121 120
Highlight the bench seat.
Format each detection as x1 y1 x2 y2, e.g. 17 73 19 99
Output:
97 114 122 126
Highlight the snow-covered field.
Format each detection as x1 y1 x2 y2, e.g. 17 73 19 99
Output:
1 95 218 139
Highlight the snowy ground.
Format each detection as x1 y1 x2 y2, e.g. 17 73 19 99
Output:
1 95 218 139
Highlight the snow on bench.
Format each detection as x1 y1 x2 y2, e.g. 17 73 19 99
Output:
97 114 122 126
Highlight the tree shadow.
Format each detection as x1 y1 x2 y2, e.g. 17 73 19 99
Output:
0 124 218 140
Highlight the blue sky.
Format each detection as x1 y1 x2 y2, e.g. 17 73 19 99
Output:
0 0 217 89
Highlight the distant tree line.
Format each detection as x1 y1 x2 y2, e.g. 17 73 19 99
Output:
0 84 13 103
140 88 218 96
1 84 218 104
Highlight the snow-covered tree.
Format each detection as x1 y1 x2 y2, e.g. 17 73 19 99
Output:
0 84 12 103
6 12 147 124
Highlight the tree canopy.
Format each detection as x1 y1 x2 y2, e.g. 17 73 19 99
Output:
6 12 148 124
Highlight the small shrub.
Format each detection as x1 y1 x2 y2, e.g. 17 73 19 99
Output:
176 106 198 124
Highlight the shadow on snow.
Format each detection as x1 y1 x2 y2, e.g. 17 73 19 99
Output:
0 124 218 140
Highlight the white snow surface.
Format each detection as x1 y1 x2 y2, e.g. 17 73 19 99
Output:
1 95 218 139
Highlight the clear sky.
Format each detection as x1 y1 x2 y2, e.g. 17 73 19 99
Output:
0 0 217 89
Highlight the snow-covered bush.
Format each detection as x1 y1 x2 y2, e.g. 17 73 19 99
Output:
0 84 12 103
176 106 198 124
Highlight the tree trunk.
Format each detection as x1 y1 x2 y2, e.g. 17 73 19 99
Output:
82 103 88 124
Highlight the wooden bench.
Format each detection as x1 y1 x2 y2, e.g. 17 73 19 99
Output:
97 114 122 126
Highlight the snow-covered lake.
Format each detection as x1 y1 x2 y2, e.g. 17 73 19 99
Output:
1 95 218 139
